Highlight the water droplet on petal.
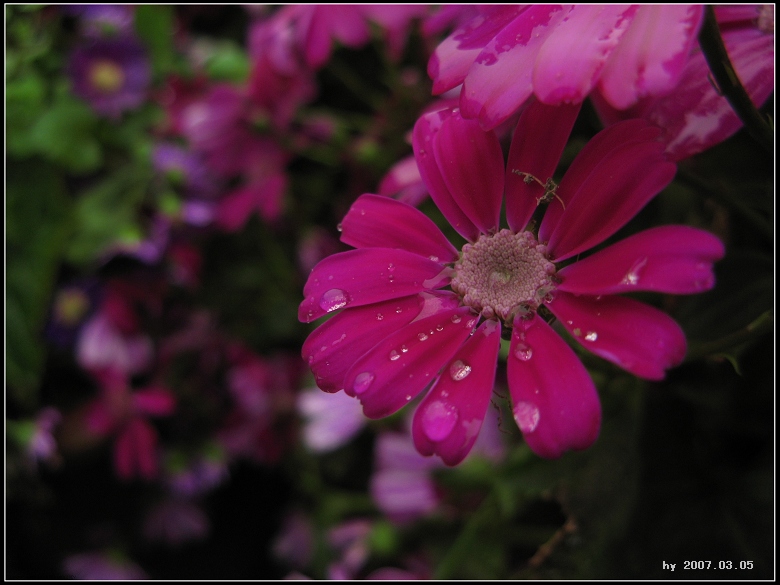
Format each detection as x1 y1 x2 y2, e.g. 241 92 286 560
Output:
621 256 648 286
353 372 375 395
584 331 598 342
422 399 459 441
435 324 444 332
429 255 439 262
395 306 402 314
376 313 384 321
451 314 462 324
336 223 343 232
387 263 395 272
319 289 350 313
389 350 400 361
400 345 409 353
449 359 472 381
514 342 533 361
405 394 412 401
418 332 428 341
513 401 540 433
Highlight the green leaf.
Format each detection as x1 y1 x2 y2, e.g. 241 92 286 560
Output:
204 40 251 83
29 97 103 173
134 5 176 78
6 159 73 410
65 166 151 265
5 71 47 156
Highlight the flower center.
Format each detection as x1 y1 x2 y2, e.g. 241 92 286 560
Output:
450 229 556 321
89 59 125 93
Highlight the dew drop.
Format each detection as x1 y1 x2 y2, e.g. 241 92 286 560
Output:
395 306 402 314
405 394 412 401
584 331 598 342
400 345 409 353
514 342 533 361
387 263 395 272
422 399 459 441
513 401 540 433
353 372 375 395
336 222 343 232
621 256 648 286
389 349 400 361
435 324 444 332
449 359 472 381
451 314 462 324
319 289 350 313
418 332 429 341
429 255 439 262
376 313 384 321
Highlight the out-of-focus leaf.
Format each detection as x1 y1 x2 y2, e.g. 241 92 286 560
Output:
134 5 176 78
204 40 250 83
65 166 151 265
29 96 102 174
5 72 47 156
7 159 73 411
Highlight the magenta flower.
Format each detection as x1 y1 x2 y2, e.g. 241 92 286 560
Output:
299 100 724 465
592 5 775 160
67 37 151 119
429 5 704 130
63 551 147 580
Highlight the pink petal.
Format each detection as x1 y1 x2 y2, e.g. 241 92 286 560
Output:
412 319 501 466
598 5 704 109
507 313 601 459
133 385 177 417
460 5 570 130
302 294 430 392
344 306 478 418
370 469 440 524
545 128 676 261
428 6 526 95
413 109 481 241
548 292 687 380
299 248 451 323
377 155 428 206
375 431 442 472
115 418 158 480
505 100 581 231
339 194 458 263
433 112 504 234
558 225 724 295
533 6 638 104
537 119 660 243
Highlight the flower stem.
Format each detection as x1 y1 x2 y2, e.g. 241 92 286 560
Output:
686 309 773 362
698 5 774 153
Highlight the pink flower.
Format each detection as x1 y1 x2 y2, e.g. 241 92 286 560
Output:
299 100 724 465
430 5 705 130
84 370 176 480
592 5 775 160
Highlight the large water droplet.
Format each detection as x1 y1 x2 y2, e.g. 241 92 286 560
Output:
422 399 459 441
319 289 350 313
584 331 598 342
514 342 533 361
418 332 429 341
449 359 472 381
513 401 540 433
353 372 375 395
389 349 400 361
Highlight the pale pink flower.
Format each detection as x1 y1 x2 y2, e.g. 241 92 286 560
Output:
592 5 775 160
430 5 705 130
300 100 724 464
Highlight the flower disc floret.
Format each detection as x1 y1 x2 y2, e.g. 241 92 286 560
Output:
451 229 556 321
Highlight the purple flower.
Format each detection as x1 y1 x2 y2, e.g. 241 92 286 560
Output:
430 5 705 130
143 497 210 546
65 5 136 38
45 279 102 348
63 551 147 580
592 5 775 160
67 37 151 119
300 100 724 465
